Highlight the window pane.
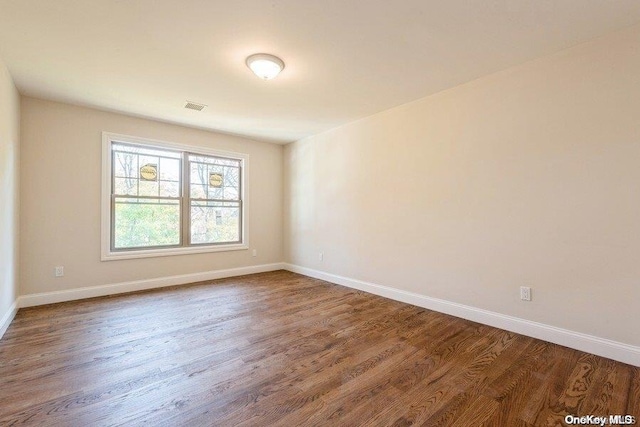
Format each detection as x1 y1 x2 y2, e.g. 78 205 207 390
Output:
159 181 179 197
223 166 239 200
113 143 181 159
114 152 139 178
190 162 208 186
224 166 239 186
114 177 138 196
223 185 238 200
190 183 207 199
208 187 224 200
159 157 180 181
189 159 240 201
207 165 224 199
189 154 240 167
114 197 180 249
139 180 159 197
190 202 240 244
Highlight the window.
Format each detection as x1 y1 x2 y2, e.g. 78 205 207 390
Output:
102 132 248 260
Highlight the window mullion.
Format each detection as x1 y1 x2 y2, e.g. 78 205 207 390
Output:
181 152 190 247
238 163 243 242
110 148 116 252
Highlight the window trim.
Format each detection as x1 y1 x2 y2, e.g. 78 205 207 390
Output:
101 132 249 261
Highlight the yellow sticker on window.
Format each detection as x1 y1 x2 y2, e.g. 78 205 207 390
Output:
209 172 223 188
140 164 158 181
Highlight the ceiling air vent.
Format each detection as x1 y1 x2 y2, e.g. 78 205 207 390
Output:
184 101 207 111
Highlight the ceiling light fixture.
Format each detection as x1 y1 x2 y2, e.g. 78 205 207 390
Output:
246 53 285 80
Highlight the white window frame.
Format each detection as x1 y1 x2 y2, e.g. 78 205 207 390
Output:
101 132 249 261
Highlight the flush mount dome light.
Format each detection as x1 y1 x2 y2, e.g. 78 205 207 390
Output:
246 53 285 80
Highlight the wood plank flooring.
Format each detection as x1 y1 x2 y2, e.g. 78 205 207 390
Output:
1 270 638 426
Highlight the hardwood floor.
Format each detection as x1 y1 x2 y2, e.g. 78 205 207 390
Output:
1 270 638 426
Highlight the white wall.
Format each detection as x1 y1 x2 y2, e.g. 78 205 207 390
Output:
20 98 283 295
0 58 20 329
285 24 640 347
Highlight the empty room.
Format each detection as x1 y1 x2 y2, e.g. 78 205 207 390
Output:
1 1 639 426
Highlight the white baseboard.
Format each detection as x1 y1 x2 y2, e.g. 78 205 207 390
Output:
0 300 18 340
11 262 640 366
18 263 286 308
284 263 640 367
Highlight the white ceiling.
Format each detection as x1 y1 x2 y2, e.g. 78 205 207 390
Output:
1 1 640 144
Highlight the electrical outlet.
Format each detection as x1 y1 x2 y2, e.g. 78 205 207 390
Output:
252 249 257 257
319 252 324 261
55 266 64 277
520 286 531 301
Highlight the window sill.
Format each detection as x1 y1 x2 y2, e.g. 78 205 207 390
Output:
101 243 249 261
